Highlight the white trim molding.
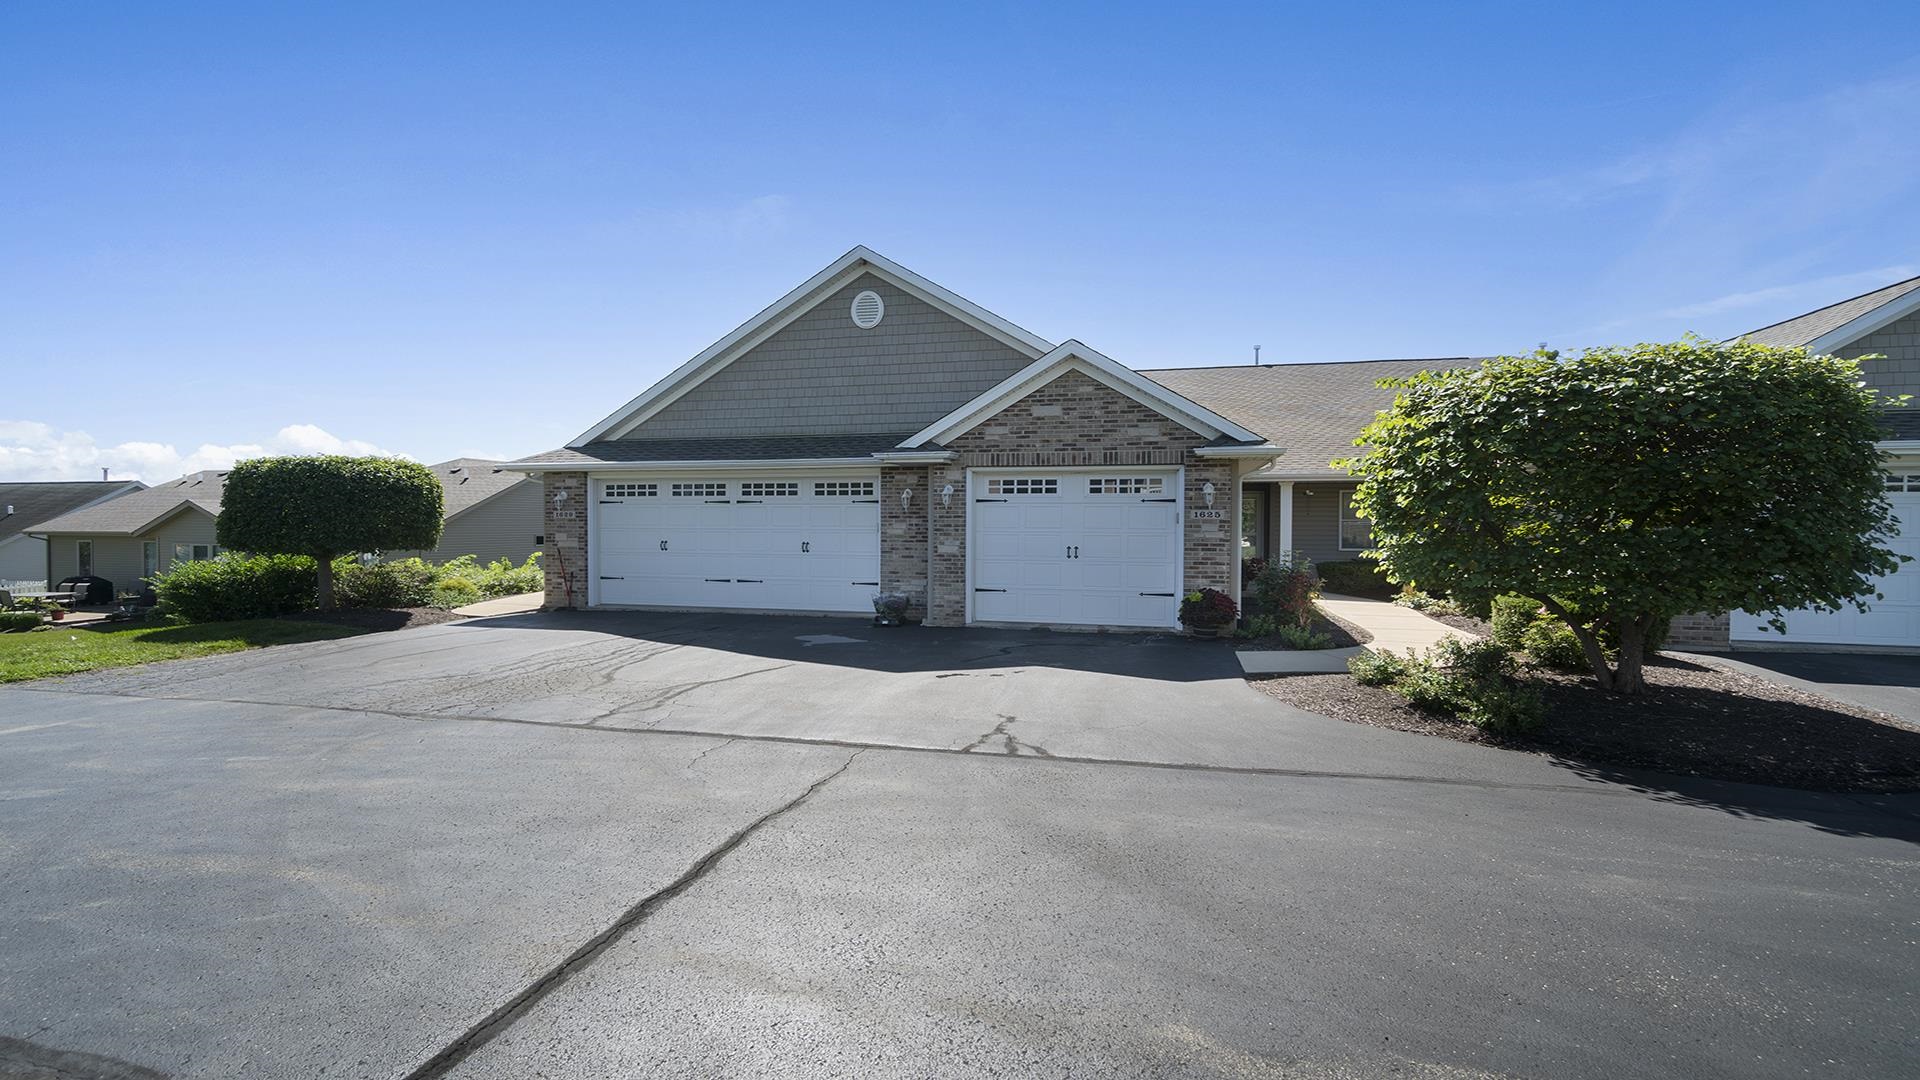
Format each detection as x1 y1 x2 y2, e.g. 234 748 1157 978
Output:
871 449 959 464
514 457 883 474
902 339 1267 448
1805 286 1920 355
1192 443 1285 459
571 246 1055 447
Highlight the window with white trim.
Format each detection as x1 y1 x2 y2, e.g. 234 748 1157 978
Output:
814 481 876 498
142 541 159 579
740 482 799 497
603 482 656 498
1338 490 1373 551
172 543 222 563
1088 477 1164 495
77 540 93 576
986 478 1059 495
1884 473 1920 492
671 482 727 498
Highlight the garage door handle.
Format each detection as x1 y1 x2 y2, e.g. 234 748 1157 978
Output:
974 587 1007 593
801 541 810 552
1139 592 1175 597
659 540 668 550
599 576 625 581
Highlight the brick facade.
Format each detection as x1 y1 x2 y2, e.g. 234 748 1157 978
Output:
879 465 931 620
884 368 1240 628
541 472 588 609
1666 611 1730 650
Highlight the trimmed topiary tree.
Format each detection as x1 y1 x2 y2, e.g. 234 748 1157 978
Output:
1346 338 1907 694
217 456 443 610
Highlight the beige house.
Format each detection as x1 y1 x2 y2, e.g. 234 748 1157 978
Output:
513 248 1917 651
26 459 544 595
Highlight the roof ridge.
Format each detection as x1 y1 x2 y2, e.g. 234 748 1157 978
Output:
1737 274 1920 340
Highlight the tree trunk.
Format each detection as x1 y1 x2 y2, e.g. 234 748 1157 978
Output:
1539 597 1614 690
1612 616 1647 695
316 554 334 611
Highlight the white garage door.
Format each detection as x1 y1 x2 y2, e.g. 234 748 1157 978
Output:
593 475 880 613
970 470 1182 628
1731 482 1919 647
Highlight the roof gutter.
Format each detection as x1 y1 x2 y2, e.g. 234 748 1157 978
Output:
870 450 958 464
1191 443 1286 459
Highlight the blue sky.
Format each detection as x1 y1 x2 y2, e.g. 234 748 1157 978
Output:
4 2 1918 480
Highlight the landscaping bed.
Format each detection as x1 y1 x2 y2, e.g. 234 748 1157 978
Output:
1254 656 1920 792
288 606 466 632
1236 607 1373 650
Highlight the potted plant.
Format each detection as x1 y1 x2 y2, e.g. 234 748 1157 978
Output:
871 592 913 627
1178 588 1237 638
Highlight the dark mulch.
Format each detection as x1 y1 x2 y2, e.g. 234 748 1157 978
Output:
1425 611 1493 638
1254 656 1920 793
1236 608 1372 650
286 607 466 632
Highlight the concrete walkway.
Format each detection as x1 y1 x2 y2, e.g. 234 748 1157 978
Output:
1318 592 1477 656
452 591 544 618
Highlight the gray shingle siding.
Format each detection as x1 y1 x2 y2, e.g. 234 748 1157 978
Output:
392 480 545 566
1835 311 1920 401
629 273 1037 439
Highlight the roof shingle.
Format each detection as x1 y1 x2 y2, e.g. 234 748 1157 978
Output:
511 433 921 468
1 481 145 543
1736 276 1920 348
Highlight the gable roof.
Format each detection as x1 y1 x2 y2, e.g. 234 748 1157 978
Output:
25 470 228 535
0 481 146 545
1736 275 1920 351
1145 358 1480 479
904 340 1268 448
572 246 1056 446
512 433 916 470
428 458 539 521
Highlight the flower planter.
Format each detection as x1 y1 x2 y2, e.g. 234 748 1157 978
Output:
1184 624 1227 639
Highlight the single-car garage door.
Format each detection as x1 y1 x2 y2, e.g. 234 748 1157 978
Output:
593 475 880 613
970 470 1182 628
1731 479 1919 648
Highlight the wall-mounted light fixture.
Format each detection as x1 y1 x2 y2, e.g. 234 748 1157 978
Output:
1202 481 1216 508
901 488 914 510
940 483 954 507
552 489 570 505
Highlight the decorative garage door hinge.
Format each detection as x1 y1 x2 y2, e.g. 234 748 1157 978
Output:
599 576 625 581
974 587 1008 592
704 578 733 583
1139 592 1175 597
975 498 1008 503
852 580 879 586
1141 497 1177 503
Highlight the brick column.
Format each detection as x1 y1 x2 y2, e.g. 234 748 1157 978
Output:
1667 612 1730 650
1183 459 1235 597
879 465 930 620
541 472 588 609
927 461 968 626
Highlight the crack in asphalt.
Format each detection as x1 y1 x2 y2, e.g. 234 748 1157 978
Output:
961 714 1054 757
396 749 866 1080
6 683 1710 801
686 737 737 770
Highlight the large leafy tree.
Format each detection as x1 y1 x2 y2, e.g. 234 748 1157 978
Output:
217 456 443 610
1347 339 1906 694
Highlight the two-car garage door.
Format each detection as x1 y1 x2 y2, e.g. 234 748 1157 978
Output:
593 475 880 613
1731 480 1919 648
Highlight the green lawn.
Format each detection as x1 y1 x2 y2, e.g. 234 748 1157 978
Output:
0 619 368 683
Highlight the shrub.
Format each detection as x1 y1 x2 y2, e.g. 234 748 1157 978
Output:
1236 614 1279 639
1378 637 1544 735
1273 624 1334 650
1456 679 1546 735
332 557 438 609
429 579 482 609
469 553 542 599
1317 559 1395 599
1247 555 1318 628
1395 588 1463 616
1179 588 1238 629
0 610 43 632
1489 594 1539 650
1520 619 1589 671
1348 649 1407 686
152 554 319 622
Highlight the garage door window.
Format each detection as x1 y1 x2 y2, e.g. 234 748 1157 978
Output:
1888 473 1920 492
671 482 727 498
1088 477 1164 495
815 480 875 497
740 482 799 497
986 478 1059 495
603 482 656 498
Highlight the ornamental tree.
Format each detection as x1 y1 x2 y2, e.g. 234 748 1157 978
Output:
1345 338 1906 694
217 456 443 610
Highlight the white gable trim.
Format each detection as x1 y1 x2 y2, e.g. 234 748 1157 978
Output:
1806 285 1920 355
901 340 1266 448
572 246 1055 447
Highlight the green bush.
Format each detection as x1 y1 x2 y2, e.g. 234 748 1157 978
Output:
1236 614 1279 639
1348 649 1407 686
1489 594 1539 650
1273 624 1334 650
152 554 319 622
1378 637 1544 735
1395 588 1463 616
1456 679 1546 735
0 610 43 632
1317 559 1395 599
332 557 437 609
1246 555 1318 628
464 553 543 599
1521 619 1589 671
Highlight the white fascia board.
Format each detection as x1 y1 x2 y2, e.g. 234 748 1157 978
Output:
1806 287 1920 354
515 457 884 474
903 340 1267 447
1191 444 1285 458
571 246 1055 447
871 450 958 463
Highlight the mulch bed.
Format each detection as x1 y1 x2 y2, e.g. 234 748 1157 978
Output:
287 607 466 632
1424 611 1493 638
1236 608 1373 650
1254 656 1920 793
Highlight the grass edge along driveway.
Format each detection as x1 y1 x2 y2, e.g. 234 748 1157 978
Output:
0 620 368 683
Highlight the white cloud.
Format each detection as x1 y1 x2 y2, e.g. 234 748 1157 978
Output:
0 421 408 483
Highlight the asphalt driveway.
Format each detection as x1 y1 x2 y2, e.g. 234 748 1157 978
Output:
2 611 1916 1079
1676 650 1920 721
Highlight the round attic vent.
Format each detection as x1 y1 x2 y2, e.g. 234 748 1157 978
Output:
850 289 885 329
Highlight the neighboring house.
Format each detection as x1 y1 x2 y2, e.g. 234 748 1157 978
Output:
0 479 146 590
25 459 544 591
513 248 1919 651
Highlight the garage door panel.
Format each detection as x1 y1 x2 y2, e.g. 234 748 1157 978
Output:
970 471 1179 628
593 475 879 613
1732 489 1918 647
